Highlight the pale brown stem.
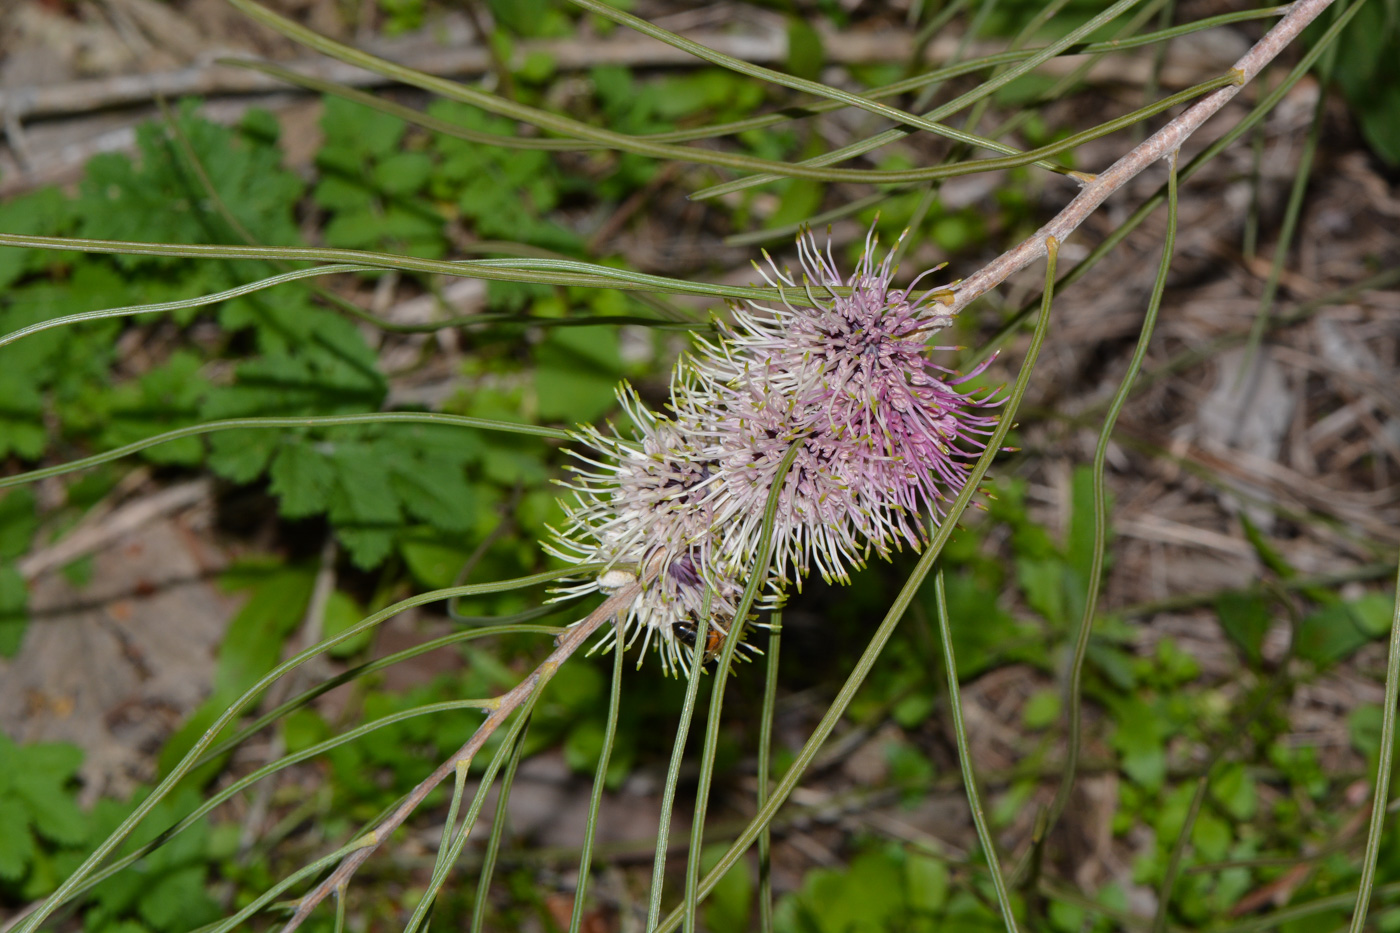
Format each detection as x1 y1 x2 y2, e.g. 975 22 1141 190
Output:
275 582 642 933
948 0 1336 313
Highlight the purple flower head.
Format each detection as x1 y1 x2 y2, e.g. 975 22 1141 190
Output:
693 224 1002 585
549 225 1000 671
671 368 867 587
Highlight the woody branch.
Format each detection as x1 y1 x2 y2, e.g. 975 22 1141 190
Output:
948 0 1336 313
276 582 643 933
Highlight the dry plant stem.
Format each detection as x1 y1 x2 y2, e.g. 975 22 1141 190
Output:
947 0 1336 313
275 582 643 933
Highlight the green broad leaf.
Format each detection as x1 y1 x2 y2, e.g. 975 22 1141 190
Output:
1153 637 1200 686
1334 0 1389 100
936 571 1022 678
387 462 475 532
653 70 763 122
1022 688 1061 730
545 662 603 716
1348 591 1398 638
0 733 15 793
0 562 30 658
904 852 948 913
379 0 426 33
1154 781 1199 846
0 400 46 459
314 169 376 212
486 0 545 35
702 843 754 933
802 849 906 933
213 566 316 700
205 310 383 413
533 326 624 423
268 441 336 519
1211 762 1257 821
18 846 62 901
1087 640 1137 690
785 17 825 81
1355 84 1400 165
892 690 936 728
97 351 209 466
281 708 330 754
84 820 148 917
137 863 220 933
930 212 987 252
0 370 49 461
376 205 447 257
90 913 147 933
1 262 124 398
1049 900 1087 933
993 71 1058 107
322 208 388 250
604 736 635 791
1215 591 1271 666
1296 602 1370 665
320 94 406 159
563 718 606 774
472 428 550 486
431 100 574 243
1191 810 1232 861
13 741 83 782
399 530 472 589
77 103 303 265
0 488 37 559
10 773 86 846
518 50 557 84
401 420 485 464
321 589 371 658
377 430 477 532
206 429 279 484
768 176 825 232
590 63 633 114
1349 703 1383 759
326 444 404 568
1008 513 1057 560
159 566 315 780
1109 696 1166 789
1333 0 1400 165
221 280 364 355
515 487 565 539
372 152 434 196
887 742 935 800
334 527 398 571
1066 465 1110 583
0 187 74 290
1016 557 1067 625
61 555 94 589
0 796 36 881
992 779 1036 828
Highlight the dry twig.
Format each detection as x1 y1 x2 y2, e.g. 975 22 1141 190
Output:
949 0 1335 312
275 580 643 933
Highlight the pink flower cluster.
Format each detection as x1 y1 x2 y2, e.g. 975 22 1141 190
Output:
548 227 999 672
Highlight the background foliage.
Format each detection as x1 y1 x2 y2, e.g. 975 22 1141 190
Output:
1 0 1399 930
